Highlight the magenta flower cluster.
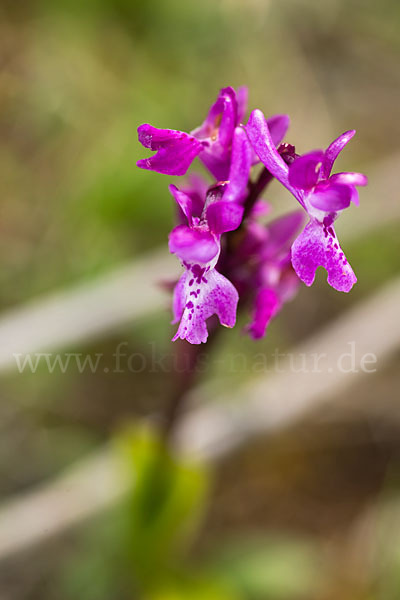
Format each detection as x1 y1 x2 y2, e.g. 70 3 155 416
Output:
137 87 367 344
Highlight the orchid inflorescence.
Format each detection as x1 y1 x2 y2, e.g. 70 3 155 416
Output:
137 87 367 344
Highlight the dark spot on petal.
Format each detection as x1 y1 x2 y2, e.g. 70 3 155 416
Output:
192 264 207 284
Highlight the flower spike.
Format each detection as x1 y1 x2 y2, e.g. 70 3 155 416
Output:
137 86 366 344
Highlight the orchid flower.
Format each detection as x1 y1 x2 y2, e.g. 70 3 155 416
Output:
169 181 244 344
246 110 367 292
247 212 304 338
137 86 289 182
228 207 304 339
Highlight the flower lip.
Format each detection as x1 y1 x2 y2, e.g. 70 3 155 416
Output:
291 220 357 292
172 268 238 344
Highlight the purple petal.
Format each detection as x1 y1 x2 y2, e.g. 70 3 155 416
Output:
223 126 253 203
236 86 248 123
350 187 360 206
278 267 301 303
172 268 238 344
247 288 281 339
291 220 357 292
249 199 271 218
194 87 239 180
206 201 244 234
169 185 195 224
245 111 289 185
245 110 304 207
186 173 209 196
329 173 367 207
322 130 355 178
198 152 230 182
214 86 238 148
194 87 237 146
169 225 219 264
264 211 305 258
137 124 204 176
266 114 290 146
330 171 368 186
309 182 352 211
236 220 269 259
181 174 209 218
288 151 325 190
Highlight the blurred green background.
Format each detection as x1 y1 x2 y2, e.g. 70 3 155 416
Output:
0 0 400 598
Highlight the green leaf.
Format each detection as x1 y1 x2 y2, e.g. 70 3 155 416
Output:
115 424 210 590
208 534 322 599
149 572 241 600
